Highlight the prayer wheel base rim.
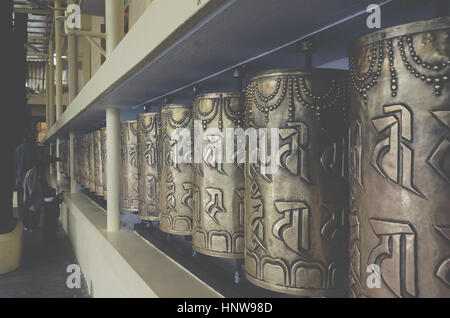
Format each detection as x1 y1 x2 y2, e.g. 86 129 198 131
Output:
138 216 160 222
158 227 192 236
245 273 346 297
193 246 243 259
122 208 139 213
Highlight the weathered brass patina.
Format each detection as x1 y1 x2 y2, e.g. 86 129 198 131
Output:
59 139 68 175
244 68 349 296
121 120 139 212
192 92 245 258
74 135 80 185
94 130 104 197
159 104 194 235
137 112 161 221
88 131 96 193
101 127 107 200
349 17 450 298
82 133 90 189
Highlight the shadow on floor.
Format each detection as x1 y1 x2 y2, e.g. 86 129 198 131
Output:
0 220 90 298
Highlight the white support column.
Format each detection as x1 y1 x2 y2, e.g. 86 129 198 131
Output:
54 0 63 119
48 31 55 126
105 0 124 55
45 63 49 128
105 0 124 232
67 0 78 102
106 108 120 232
69 132 77 193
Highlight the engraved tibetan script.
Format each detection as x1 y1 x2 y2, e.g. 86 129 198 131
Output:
273 201 310 256
144 141 157 167
427 111 450 183
248 177 266 252
349 121 363 189
433 225 450 287
371 104 421 195
277 122 310 183
368 219 417 298
204 188 226 226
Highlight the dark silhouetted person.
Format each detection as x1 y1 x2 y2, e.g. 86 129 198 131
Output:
14 130 59 231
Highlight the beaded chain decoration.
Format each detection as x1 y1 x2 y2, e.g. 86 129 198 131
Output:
350 41 385 104
397 35 449 96
195 94 244 131
350 36 449 101
160 108 192 137
245 75 346 124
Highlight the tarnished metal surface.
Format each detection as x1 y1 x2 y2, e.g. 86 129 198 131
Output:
88 131 96 193
94 130 104 197
101 127 107 200
82 133 90 189
137 113 161 221
74 135 80 185
192 92 245 258
348 17 450 298
159 104 194 235
121 120 139 212
244 68 349 296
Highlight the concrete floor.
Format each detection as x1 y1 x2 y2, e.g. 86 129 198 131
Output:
0 220 90 298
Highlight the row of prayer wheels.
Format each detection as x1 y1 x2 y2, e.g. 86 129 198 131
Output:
64 17 449 297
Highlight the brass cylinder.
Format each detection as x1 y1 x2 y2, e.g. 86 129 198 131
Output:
137 113 161 221
121 120 139 212
58 139 65 174
82 133 90 189
94 130 104 196
348 17 450 298
159 104 194 235
101 127 107 200
244 68 349 296
192 93 245 258
89 131 96 192
74 135 80 185
65 139 70 176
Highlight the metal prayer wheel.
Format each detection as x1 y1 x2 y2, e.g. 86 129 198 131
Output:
159 104 194 235
77 135 82 185
244 68 349 296
348 17 450 298
65 139 70 176
59 139 68 175
192 93 245 258
137 113 161 221
101 128 107 200
94 130 104 197
88 131 96 192
82 133 90 188
121 120 139 212
74 135 80 184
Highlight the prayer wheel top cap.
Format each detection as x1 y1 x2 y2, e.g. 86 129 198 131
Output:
350 16 450 50
161 103 192 110
248 68 348 82
194 92 244 100
138 112 159 118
